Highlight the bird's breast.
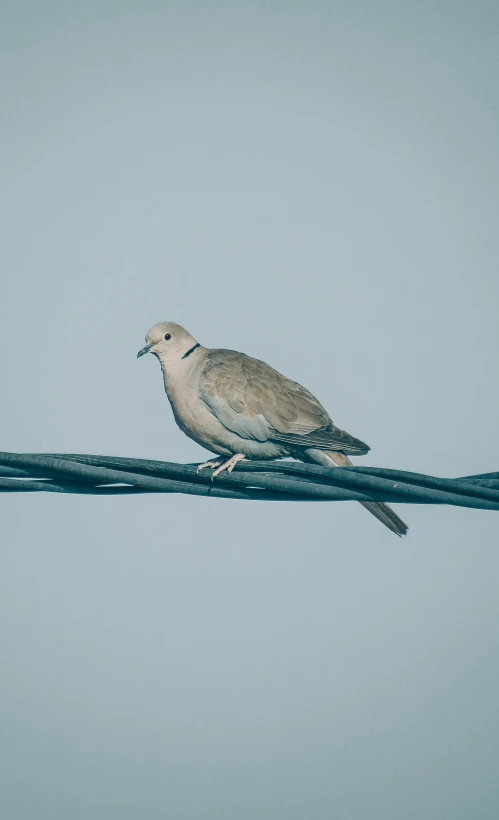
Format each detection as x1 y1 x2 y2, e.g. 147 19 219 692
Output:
162 365 231 453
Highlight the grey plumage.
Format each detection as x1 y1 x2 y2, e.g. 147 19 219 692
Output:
200 349 370 455
138 322 408 536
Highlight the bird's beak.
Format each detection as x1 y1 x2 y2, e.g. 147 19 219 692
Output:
137 343 154 359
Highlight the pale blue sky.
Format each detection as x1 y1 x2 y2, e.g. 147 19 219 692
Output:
1 2 498 818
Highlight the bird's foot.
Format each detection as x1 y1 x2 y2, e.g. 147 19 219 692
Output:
196 457 226 474
212 453 246 476
196 454 246 477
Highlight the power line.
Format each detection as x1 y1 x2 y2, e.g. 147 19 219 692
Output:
1 452 498 511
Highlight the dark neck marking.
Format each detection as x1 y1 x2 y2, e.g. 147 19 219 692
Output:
182 342 200 360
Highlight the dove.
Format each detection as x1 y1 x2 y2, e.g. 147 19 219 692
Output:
137 322 408 536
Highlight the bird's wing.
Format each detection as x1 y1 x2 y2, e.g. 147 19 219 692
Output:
199 350 370 455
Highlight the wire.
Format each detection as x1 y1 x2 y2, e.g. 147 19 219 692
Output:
1 452 498 510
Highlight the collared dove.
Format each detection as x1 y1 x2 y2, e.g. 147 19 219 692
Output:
138 322 408 536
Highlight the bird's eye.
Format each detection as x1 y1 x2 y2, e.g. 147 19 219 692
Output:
164 333 172 341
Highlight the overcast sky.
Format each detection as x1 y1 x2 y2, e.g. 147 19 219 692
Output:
1 2 498 818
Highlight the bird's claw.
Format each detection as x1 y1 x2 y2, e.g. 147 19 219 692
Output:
196 454 246 477
196 458 223 474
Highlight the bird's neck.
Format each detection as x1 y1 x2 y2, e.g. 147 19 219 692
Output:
158 348 205 395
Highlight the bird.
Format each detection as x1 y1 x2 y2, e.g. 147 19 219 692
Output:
137 322 408 536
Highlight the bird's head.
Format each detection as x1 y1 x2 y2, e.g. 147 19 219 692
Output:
137 322 200 367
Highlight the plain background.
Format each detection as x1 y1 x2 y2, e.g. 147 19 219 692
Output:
1 2 498 818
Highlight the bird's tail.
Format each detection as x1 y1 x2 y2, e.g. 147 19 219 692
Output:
356 499 408 537
305 449 408 537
